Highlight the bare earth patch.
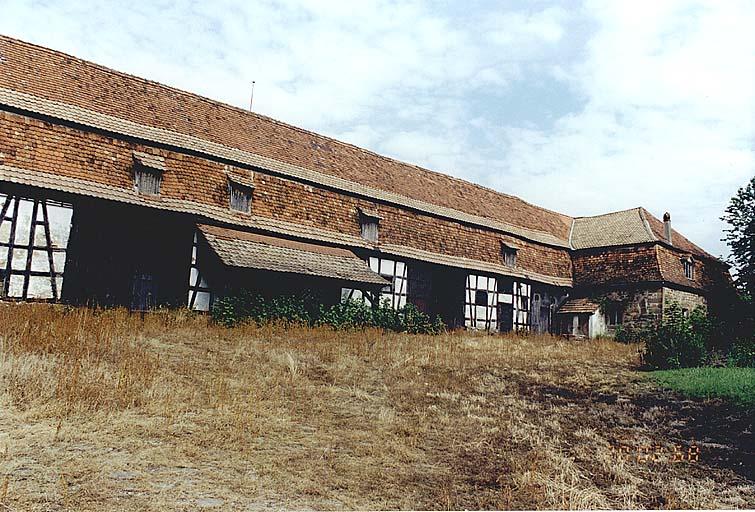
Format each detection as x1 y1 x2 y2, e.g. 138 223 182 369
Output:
0 305 752 510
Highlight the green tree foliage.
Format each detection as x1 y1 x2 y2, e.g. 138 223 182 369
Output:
721 175 755 298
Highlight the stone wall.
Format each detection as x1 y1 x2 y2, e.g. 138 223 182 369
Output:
592 286 664 333
663 287 707 313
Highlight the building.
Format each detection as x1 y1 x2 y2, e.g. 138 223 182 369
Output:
0 36 733 335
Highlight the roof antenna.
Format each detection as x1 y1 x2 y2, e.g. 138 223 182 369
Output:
249 81 256 111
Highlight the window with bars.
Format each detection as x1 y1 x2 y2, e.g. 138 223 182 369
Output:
135 167 162 195
682 258 694 280
501 243 517 267
0 193 72 301
229 182 253 213
605 304 624 326
359 209 380 243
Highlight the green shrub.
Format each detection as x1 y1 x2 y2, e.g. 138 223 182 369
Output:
212 292 445 335
317 299 374 330
643 303 708 369
211 290 320 327
729 338 755 367
615 324 649 343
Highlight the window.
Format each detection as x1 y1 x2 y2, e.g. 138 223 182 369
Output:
359 208 381 243
229 182 253 213
475 289 488 306
605 304 623 326
135 167 162 195
133 151 165 195
501 242 517 267
682 257 694 280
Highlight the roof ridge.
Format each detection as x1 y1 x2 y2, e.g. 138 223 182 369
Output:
573 206 642 220
637 207 657 242
0 34 572 227
568 218 576 250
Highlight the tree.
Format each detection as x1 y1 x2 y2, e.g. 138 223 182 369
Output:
721 176 755 299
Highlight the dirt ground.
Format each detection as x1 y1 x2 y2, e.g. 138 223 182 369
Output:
0 305 752 510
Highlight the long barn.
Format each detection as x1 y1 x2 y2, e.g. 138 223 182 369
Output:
0 36 732 336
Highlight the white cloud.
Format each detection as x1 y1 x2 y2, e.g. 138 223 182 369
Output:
493 0 754 257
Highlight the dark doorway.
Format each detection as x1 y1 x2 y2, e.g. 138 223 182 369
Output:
498 302 513 333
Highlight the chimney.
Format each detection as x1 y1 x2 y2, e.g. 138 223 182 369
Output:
663 212 673 245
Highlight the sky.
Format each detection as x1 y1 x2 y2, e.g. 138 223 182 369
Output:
0 0 753 258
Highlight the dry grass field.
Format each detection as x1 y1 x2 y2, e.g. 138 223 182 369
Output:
0 304 752 510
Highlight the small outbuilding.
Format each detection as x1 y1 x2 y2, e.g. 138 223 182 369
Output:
555 298 607 339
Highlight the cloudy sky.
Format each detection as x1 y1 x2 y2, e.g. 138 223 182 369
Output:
1 0 753 257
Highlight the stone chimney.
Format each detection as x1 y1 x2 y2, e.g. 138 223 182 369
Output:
663 212 673 245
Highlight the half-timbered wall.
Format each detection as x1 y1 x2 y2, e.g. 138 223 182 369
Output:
465 274 499 331
187 232 213 311
341 256 408 309
0 192 71 301
513 281 532 331
369 257 407 309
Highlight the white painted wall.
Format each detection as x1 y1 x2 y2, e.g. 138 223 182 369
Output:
588 309 608 338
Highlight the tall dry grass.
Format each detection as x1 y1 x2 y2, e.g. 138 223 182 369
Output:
0 304 751 510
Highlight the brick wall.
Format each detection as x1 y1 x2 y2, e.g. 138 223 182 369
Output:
0 110 572 282
0 35 574 242
655 245 726 292
572 245 662 287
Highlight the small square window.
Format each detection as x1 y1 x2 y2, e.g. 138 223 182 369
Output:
135 167 162 195
501 242 517 267
475 290 488 306
229 182 253 213
359 209 380 243
133 151 165 196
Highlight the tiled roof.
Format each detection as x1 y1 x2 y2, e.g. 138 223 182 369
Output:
132 151 166 171
557 298 600 314
380 244 572 287
1 162 572 285
198 224 389 285
0 85 570 248
570 208 655 249
570 207 715 260
641 208 712 259
0 35 573 246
